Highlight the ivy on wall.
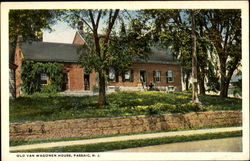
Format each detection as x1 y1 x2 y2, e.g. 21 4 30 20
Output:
21 60 64 94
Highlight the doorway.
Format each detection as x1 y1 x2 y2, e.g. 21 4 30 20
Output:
140 70 146 83
84 73 90 90
62 71 68 91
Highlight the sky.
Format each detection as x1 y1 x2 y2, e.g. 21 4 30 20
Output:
42 10 138 44
43 21 75 44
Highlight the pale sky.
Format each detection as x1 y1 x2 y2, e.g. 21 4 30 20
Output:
43 21 75 44
42 10 137 44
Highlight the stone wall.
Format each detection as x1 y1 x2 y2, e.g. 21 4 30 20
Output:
10 111 241 140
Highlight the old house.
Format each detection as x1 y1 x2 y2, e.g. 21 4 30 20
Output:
12 31 182 97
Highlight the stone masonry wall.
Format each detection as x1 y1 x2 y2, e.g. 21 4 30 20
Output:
10 111 241 140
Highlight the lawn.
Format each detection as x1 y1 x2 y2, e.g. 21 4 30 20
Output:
9 91 242 123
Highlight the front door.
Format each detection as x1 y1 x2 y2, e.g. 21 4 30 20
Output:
84 73 90 90
62 71 68 91
140 70 146 83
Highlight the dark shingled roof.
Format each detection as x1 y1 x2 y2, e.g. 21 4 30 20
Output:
134 46 179 64
77 31 179 64
20 41 86 63
20 41 179 64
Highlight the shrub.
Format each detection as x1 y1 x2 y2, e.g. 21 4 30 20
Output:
40 85 58 93
169 102 201 113
92 85 99 93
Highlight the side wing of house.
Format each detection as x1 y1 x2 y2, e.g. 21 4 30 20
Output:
72 31 182 92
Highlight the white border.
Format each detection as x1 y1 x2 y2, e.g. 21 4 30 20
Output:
1 1 249 161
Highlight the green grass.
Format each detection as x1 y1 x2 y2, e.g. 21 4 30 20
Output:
12 130 242 152
10 91 242 122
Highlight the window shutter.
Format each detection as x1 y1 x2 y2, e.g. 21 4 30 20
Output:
153 71 156 83
130 70 134 82
159 71 161 82
166 71 168 83
172 71 174 82
115 74 119 82
122 72 125 82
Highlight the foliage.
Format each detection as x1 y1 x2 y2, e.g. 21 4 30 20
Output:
40 85 59 94
59 9 151 107
13 131 242 152
21 60 64 94
10 91 241 122
92 85 99 92
9 10 58 44
200 10 241 97
140 9 241 97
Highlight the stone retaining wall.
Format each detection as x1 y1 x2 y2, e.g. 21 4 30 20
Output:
10 111 241 140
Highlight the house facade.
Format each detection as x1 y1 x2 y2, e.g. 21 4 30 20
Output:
13 32 182 97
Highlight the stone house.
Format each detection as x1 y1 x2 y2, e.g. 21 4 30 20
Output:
13 31 182 97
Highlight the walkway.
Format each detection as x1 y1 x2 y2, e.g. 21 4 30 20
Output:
10 127 242 151
110 137 242 152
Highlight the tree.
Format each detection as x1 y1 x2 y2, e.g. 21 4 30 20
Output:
190 10 199 103
61 10 150 107
200 10 241 97
139 10 194 91
9 10 57 45
139 9 209 95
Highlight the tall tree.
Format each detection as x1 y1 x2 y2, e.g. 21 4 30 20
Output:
139 10 194 91
9 10 57 45
200 10 241 97
61 10 150 107
190 10 199 103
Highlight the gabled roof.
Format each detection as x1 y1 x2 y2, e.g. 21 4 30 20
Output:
145 46 177 64
20 39 179 65
76 31 179 64
20 41 87 63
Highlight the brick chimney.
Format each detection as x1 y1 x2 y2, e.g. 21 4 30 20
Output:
77 21 83 31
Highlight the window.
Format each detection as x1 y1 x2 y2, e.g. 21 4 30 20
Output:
122 69 133 82
153 70 161 83
166 70 174 83
40 73 48 85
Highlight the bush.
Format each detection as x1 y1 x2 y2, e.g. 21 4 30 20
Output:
40 85 58 93
169 102 202 113
92 85 99 93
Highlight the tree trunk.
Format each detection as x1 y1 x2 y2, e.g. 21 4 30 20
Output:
198 66 206 95
185 72 190 91
220 79 229 97
191 10 200 103
98 71 106 108
219 55 228 97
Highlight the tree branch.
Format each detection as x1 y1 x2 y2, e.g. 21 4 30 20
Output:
105 9 119 43
96 10 102 29
108 9 113 29
88 10 96 30
223 20 230 52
